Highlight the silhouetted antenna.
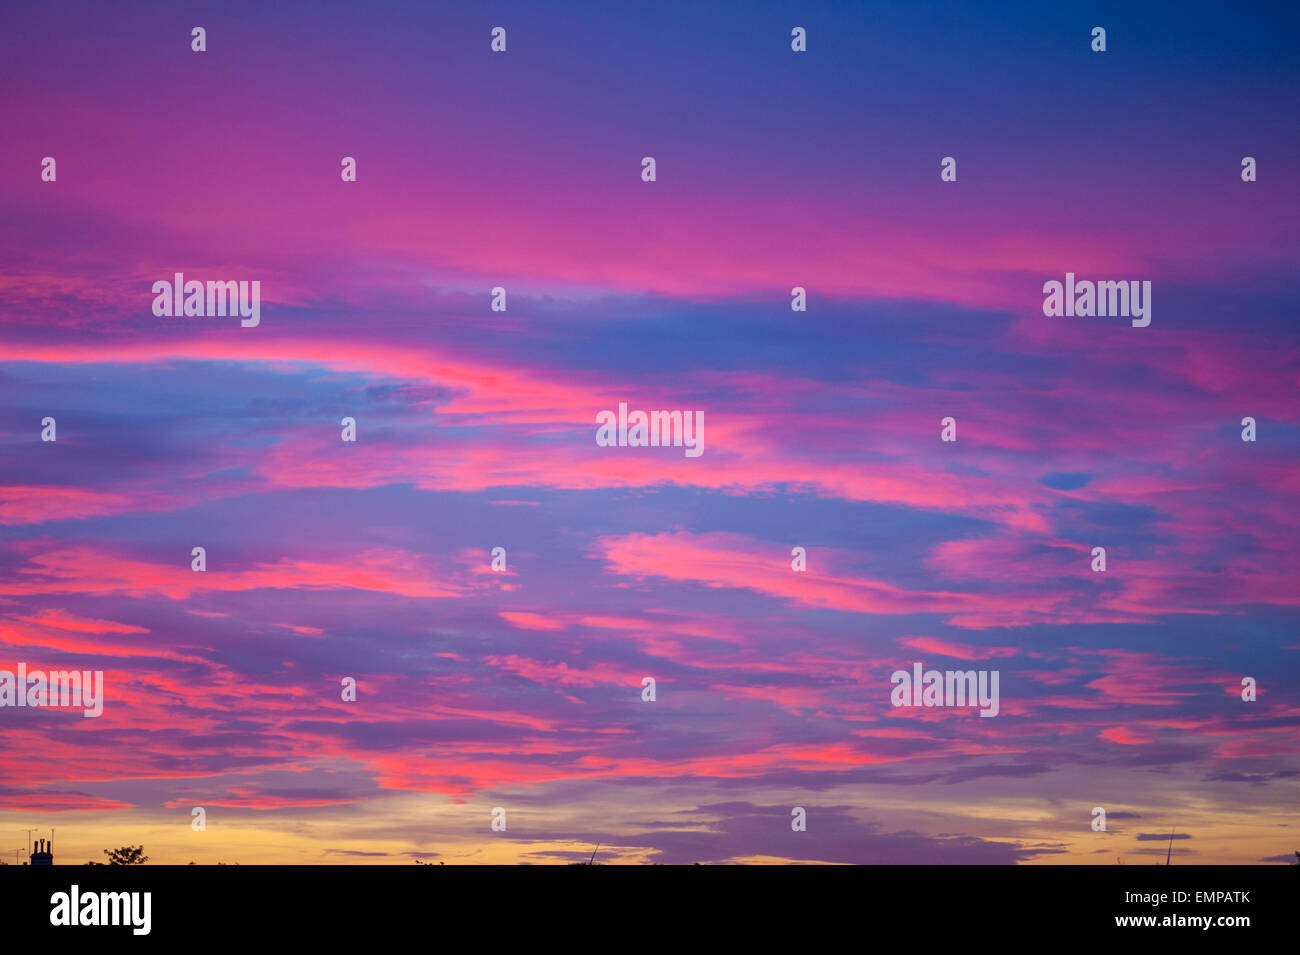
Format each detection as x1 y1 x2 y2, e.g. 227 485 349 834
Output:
588 843 600 865
1165 828 1175 866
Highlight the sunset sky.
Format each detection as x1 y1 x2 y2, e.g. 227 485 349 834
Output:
1 0 1297 864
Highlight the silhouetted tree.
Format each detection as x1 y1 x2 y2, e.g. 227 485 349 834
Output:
103 845 149 865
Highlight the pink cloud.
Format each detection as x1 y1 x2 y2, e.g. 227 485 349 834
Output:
498 611 565 632
0 544 488 601
898 636 1020 660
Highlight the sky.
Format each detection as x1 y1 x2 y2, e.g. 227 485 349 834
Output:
0 0 1297 864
